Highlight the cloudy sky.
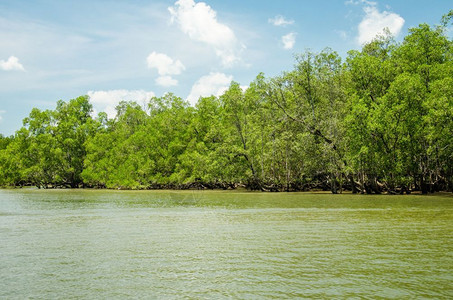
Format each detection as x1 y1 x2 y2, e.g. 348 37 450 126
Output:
0 0 451 135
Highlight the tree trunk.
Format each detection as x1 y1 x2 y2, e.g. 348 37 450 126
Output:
349 174 357 194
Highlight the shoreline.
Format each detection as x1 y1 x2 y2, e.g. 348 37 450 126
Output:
2 186 451 196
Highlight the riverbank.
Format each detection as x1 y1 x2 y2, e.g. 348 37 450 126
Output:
3 185 451 196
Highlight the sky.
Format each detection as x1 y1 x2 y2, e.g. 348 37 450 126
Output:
0 0 451 135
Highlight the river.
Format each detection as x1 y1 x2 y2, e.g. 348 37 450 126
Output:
0 189 452 298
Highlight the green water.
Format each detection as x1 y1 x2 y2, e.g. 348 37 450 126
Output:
0 189 452 299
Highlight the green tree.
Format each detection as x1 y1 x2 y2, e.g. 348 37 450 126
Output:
268 49 348 192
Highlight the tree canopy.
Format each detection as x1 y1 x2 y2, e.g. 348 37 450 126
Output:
1 19 451 194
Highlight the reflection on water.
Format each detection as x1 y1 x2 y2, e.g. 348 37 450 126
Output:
0 189 452 298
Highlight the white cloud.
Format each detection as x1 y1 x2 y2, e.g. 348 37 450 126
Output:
0 110 5 122
0 56 25 71
169 0 241 67
87 89 155 118
269 15 294 27
155 75 178 87
187 72 233 105
146 52 184 87
282 32 297 50
358 5 404 45
146 51 185 76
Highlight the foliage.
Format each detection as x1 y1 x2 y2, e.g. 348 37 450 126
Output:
1 18 451 193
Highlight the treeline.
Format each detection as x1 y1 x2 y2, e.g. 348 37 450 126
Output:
0 21 452 193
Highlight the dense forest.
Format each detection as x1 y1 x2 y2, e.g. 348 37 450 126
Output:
0 19 452 194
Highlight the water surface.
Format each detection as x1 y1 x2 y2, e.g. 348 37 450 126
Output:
1 189 452 298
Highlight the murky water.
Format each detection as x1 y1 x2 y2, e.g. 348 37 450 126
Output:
0 189 452 298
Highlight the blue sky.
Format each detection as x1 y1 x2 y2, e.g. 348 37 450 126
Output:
0 0 451 135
